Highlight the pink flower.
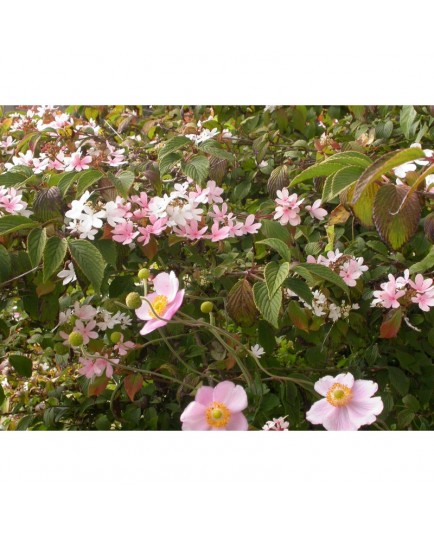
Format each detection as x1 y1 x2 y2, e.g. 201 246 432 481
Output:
112 221 139 245
262 416 289 431
174 219 208 240
411 289 434 312
208 203 229 222
409 274 434 294
78 354 119 379
135 271 185 335
180 381 248 431
372 275 406 309
339 258 368 287
114 335 136 356
65 151 92 172
239 214 262 235
74 319 99 345
208 222 230 242
274 205 301 226
204 180 224 204
305 199 328 221
306 373 383 431
73 302 97 321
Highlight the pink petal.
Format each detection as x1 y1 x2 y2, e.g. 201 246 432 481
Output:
135 292 158 320
225 411 248 431
323 407 358 431
139 318 167 335
314 376 337 396
163 290 184 320
212 381 248 412
180 401 205 421
351 379 379 401
306 398 335 424
195 386 214 406
346 397 384 428
333 373 354 389
153 271 178 301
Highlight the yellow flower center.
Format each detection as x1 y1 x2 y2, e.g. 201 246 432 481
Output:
205 402 231 428
326 382 352 407
150 295 168 318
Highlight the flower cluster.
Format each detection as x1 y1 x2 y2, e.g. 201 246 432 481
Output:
372 270 434 312
393 142 433 179
307 249 368 287
0 187 32 217
274 187 327 226
288 288 360 322
262 416 289 431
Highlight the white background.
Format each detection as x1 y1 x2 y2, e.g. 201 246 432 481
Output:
1 1 434 534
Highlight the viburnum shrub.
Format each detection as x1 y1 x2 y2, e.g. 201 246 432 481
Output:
0 104 433 431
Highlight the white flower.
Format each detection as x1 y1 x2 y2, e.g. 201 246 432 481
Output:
258 160 268 169
65 191 92 220
57 262 77 285
410 142 434 166
393 162 416 179
263 416 289 431
250 344 265 359
104 201 126 227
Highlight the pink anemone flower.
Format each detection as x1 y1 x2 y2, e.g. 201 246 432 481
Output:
306 373 383 431
135 271 184 335
180 381 248 431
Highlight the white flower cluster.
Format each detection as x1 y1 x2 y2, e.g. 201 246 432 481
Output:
287 288 359 322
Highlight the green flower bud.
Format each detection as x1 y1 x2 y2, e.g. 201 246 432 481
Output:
200 301 214 314
110 331 122 344
138 268 150 280
126 292 142 309
68 331 83 347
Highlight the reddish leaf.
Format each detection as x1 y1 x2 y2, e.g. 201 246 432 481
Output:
124 373 144 402
88 375 109 397
287 300 309 332
380 308 403 339
139 236 158 260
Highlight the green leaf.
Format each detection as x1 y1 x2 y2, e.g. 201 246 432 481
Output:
76 169 104 196
0 384 5 405
388 366 410 396
284 277 313 306
253 281 282 329
326 151 372 167
159 152 183 176
256 238 292 262
0 171 29 187
267 165 288 197
109 170 135 198
260 219 290 242
402 394 420 412
57 171 77 197
159 135 192 159
322 166 363 202
294 263 350 296
373 184 421 250
0 245 11 283
43 236 67 282
182 155 210 184
349 181 380 228
199 140 234 162
400 105 417 139
264 261 290 298
397 409 415 429
290 161 346 187
0 215 38 236
409 245 434 275
27 227 47 268
9 355 33 377
352 147 424 203
68 239 106 292
94 240 118 267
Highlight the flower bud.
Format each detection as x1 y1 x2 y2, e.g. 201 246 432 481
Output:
200 301 214 314
126 292 142 309
68 331 83 347
110 331 122 344
138 268 150 280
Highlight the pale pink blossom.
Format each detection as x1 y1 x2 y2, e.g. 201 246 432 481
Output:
73 319 99 345
112 221 139 245
305 199 328 221
239 214 262 235
78 354 119 379
274 205 301 226
73 302 97 321
114 335 136 356
174 219 208 240
208 203 229 222
135 271 185 335
262 416 289 431
65 151 92 172
372 275 405 309
204 180 224 204
339 258 368 287
409 273 434 294
306 373 383 431
180 381 248 431
208 222 230 241
411 289 434 312
396 269 411 289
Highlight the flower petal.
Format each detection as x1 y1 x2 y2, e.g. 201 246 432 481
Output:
314 376 337 396
347 397 384 428
135 292 158 320
351 379 379 401
164 289 184 320
306 398 335 424
195 386 214 406
225 411 248 431
153 271 178 301
139 318 167 335
323 406 359 431
213 381 248 412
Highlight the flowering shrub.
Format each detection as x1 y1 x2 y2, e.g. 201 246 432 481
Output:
0 104 433 430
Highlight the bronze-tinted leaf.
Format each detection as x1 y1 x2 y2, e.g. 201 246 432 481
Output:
226 279 257 327
209 155 228 184
380 308 402 339
373 184 421 250
424 213 434 243
267 165 288 197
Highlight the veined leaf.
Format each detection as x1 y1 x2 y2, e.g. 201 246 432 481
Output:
226 279 257 327
284 277 313 306
256 238 292 262
68 239 106 293
0 245 11 283
352 147 424 203
27 227 47 268
0 215 38 236
199 140 234 162
253 281 282 329
265 261 290 298
43 236 67 281
109 170 135 198
57 171 77 197
76 169 104 196
182 156 209 185
373 184 421 250
268 165 288 197
294 263 350 296
408 245 434 275
290 161 344 187
159 135 192 159
159 152 182 176
322 166 363 202
260 219 290 242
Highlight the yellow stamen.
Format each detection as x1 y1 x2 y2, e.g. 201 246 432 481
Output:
150 295 168 318
206 402 231 428
326 382 352 407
